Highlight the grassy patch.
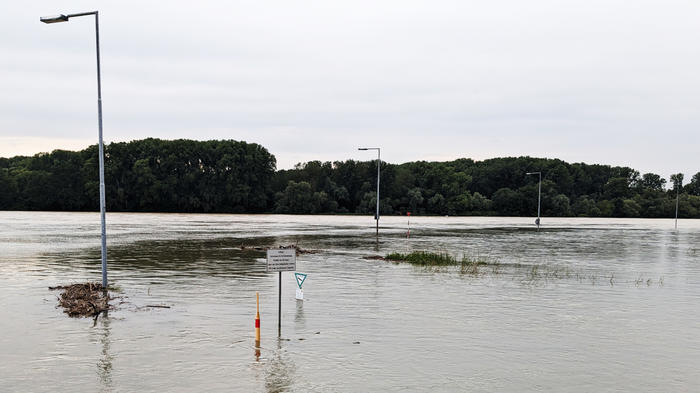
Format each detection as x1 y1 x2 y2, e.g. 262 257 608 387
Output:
383 251 664 287
385 251 456 266
385 251 498 276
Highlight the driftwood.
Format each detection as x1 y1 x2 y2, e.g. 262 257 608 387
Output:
239 244 319 255
49 282 111 318
362 255 386 260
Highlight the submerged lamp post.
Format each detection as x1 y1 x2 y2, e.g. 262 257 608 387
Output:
41 11 108 288
675 187 680 230
526 172 542 231
358 147 381 236
673 174 683 230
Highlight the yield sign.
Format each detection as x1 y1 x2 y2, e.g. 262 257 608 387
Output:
294 272 307 289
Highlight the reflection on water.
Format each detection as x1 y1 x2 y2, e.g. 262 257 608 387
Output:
264 340 296 393
294 300 305 326
95 314 113 392
1 212 700 392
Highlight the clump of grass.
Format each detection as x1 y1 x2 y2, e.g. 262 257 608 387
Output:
385 251 456 266
385 251 500 277
459 255 496 276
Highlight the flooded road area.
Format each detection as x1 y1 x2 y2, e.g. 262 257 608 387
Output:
1 212 699 392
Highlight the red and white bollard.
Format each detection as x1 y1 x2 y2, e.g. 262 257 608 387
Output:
407 212 411 238
255 292 261 347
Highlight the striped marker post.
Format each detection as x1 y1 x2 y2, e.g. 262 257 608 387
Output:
255 292 261 347
407 212 411 238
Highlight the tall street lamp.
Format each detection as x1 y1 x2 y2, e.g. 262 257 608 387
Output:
526 171 541 232
41 11 108 288
358 147 380 236
673 174 683 230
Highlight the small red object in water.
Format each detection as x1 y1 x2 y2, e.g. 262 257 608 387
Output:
407 212 411 216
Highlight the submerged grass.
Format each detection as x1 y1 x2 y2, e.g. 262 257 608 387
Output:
385 251 456 266
385 251 500 276
383 251 664 287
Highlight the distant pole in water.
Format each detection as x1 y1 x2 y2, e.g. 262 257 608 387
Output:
358 147 381 236
278 272 282 337
255 292 261 347
675 187 679 230
526 171 542 232
671 173 683 230
407 212 411 238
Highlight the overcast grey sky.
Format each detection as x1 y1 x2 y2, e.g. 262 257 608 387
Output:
1 0 698 179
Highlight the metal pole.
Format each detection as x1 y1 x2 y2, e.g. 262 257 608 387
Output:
526 172 541 232
537 172 541 232
376 149 380 236
675 187 679 230
41 10 107 288
278 271 282 337
94 12 108 288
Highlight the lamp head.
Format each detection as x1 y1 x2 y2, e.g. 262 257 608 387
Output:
40 15 69 23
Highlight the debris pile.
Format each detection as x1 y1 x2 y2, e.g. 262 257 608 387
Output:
49 282 111 318
239 244 318 255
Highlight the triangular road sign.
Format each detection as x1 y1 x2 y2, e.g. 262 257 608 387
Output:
294 272 307 289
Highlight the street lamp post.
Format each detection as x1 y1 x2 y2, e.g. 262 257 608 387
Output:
671 173 684 230
675 181 681 230
675 187 679 230
358 147 380 236
526 172 541 232
41 11 108 288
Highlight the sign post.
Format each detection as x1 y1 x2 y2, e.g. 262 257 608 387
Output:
294 272 307 300
266 249 296 337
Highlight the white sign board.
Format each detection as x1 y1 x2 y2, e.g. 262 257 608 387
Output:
266 249 296 272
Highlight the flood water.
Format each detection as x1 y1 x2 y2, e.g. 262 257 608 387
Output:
1 212 699 392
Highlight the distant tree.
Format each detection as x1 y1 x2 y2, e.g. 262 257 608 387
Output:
492 187 523 216
470 192 492 213
603 177 632 199
407 187 424 213
572 196 600 217
670 173 684 191
550 194 572 217
597 200 615 216
0 168 17 209
447 193 471 215
275 181 317 213
621 199 642 217
687 172 700 196
428 193 447 215
638 173 666 191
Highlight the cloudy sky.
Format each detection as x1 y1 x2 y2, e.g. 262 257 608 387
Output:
1 0 698 179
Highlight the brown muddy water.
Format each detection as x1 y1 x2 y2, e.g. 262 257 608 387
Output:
1 212 699 392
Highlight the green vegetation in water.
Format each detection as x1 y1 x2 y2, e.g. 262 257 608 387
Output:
385 251 457 266
385 251 499 275
384 251 665 287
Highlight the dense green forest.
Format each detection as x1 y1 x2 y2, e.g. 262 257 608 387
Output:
1 138 699 217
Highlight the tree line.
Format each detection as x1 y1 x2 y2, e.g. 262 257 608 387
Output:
1 138 699 217
0 139 275 213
